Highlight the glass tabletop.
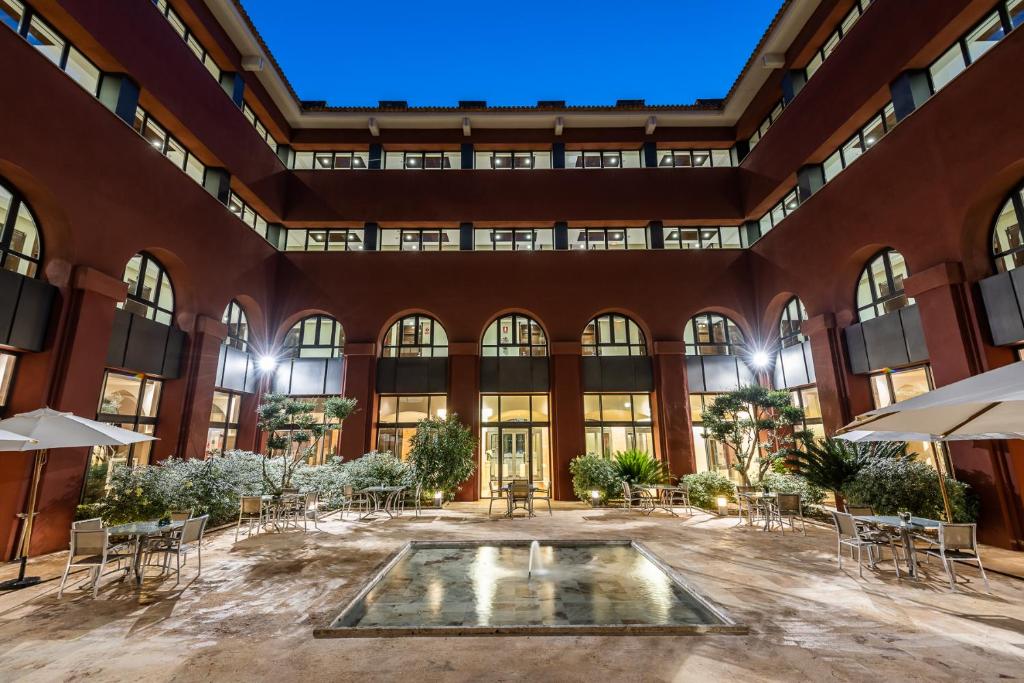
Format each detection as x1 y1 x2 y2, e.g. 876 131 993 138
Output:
854 515 943 530
107 520 184 536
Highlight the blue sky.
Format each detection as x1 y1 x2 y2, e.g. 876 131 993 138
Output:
242 1 783 107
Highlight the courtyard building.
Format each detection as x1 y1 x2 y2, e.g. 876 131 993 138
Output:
2 0 1024 562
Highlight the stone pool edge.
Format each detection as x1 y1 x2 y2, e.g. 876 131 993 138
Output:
313 539 748 638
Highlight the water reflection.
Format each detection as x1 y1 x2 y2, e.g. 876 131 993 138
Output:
343 544 722 629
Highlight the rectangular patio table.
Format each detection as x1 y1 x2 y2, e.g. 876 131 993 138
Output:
358 486 406 520
107 520 184 585
737 492 776 529
500 482 538 518
853 515 942 578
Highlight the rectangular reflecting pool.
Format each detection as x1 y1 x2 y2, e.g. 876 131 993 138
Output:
315 540 745 637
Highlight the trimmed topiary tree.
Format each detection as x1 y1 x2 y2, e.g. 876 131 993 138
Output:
407 413 476 502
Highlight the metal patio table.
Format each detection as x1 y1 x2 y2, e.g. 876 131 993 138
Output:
854 515 942 578
107 520 184 585
634 484 685 516
358 486 406 520
737 492 776 529
500 482 538 518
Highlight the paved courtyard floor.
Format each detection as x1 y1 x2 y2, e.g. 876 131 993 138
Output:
1 503 1023 681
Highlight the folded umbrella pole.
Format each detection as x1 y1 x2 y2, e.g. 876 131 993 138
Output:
0 408 156 591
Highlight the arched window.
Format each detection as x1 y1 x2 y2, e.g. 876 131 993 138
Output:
221 299 250 352
482 314 547 357
282 315 344 358
581 314 646 356
0 179 42 278
992 186 1024 273
684 312 746 356
382 314 448 358
856 249 913 321
119 253 174 325
778 297 808 348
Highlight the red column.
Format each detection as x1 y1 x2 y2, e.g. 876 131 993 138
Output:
802 313 872 432
652 341 694 478
25 267 126 557
448 342 480 502
905 263 1024 549
550 341 584 501
339 343 376 461
157 316 227 461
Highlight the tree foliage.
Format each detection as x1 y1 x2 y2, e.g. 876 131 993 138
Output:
256 393 358 492
700 385 806 485
612 449 667 485
407 413 476 501
569 454 622 503
788 437 908 503
842 455 978 522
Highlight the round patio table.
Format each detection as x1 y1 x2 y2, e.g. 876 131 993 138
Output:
107 520 185 585
358 486 406 520
635 484 683 516
853 515 942 578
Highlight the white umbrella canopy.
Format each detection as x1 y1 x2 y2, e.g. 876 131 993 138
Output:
0 429 36 452
838 361 1024 441
0 407 157 450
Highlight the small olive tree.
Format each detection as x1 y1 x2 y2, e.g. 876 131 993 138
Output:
407 413 476 503
257 393 358 492
700 385 806 486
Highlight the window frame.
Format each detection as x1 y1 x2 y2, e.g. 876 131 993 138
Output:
120 252 175 325
382 314 448 358
0 178 43 278
221 299 250 353
856 248 913 321
992 183 1024 273
282 315 345 359
481 314 548 357
581 314 647 357
684 312 747 356
778 297 808 348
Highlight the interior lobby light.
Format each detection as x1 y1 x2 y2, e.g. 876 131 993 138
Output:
257 355 279 373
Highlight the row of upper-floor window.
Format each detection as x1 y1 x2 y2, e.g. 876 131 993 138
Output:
288 148 735 171
150 0 278 154
749 0 1023 243
748 0 874 150
0 1 276 247
282 225 749 252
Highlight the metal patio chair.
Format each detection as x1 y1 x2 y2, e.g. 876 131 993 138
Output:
58 528 135 598
831 511 901 579
920 523 990 593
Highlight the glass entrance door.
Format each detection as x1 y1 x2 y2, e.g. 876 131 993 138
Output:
480 425 550 497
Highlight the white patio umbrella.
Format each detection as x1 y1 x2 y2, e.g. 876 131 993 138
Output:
0 408 157 591
837 361 1024 522
0 429 36 451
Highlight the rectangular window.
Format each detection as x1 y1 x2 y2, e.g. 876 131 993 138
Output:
285 228 364 252
207 390 241 454
566 150 641 169
63 46 100 95
376 395 447 459
1010 0 1024 28
690 393 728 473
964 12 1006 63
473 228 553 251
569 227 648 250
929 44 967 92
868 365 949 473
386 151 460 170
379 228 460 251
84 371 163 503
0 351 16 410
26 14 65 65
656 149 733 168
583 393 654 458
0 0 24 33
475 151 551 169
662 226 742 250
303 151 369 170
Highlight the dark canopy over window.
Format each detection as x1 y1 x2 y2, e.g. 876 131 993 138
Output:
856 249 913 321
119 252 174 325
282 315 344 359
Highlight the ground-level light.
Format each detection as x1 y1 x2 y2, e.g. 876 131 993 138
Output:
591 490 601 507
434 490 443 508
716 496 729 515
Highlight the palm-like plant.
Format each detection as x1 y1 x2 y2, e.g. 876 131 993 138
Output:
612 449 668 485
789 437 910 508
